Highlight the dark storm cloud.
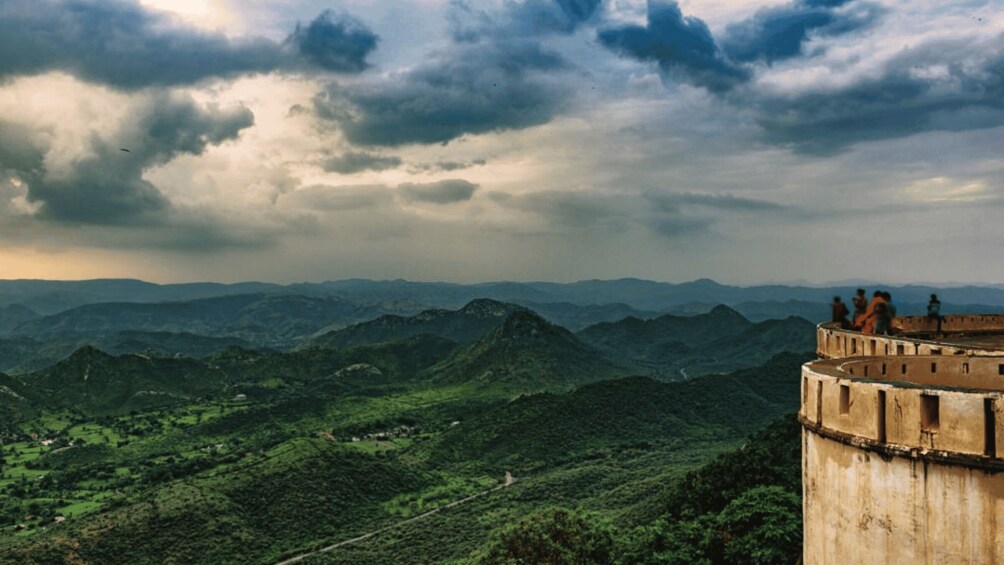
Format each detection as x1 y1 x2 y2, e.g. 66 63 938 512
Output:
753 40 1004 154
322 152 402 174
450 0 602 41
311 0 595 147
0 1 378 89
597 1 749 93
288 10 379 73
596 2 1004 154
721 0 882 64
398 180 479 204
0 92 254 224
314 41 569 146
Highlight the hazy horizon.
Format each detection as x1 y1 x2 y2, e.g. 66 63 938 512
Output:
0 275 1000 290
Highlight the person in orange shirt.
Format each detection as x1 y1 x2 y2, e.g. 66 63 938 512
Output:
856 291 887 334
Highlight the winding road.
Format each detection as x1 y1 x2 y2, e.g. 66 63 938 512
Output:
274 472 515 565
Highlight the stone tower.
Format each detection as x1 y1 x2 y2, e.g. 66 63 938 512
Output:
801 315 1004 563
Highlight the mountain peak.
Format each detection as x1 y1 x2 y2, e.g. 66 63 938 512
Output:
494 310 567 342
459 298 525 318
66 345 114 363
687 278 724 288
708 304 745 318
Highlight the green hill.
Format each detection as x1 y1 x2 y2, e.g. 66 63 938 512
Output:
423 310 628 391
19 347 228 415
310 299 526 349
578 305 753 352
0 332 257 375
578 306 815 378
211 334 460 390
420 352 809 470
506 301 661 331
0 372 37 427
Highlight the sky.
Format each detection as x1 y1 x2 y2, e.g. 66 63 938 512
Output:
0 0 1001 285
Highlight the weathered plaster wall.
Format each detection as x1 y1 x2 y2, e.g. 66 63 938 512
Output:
803 429 1004 565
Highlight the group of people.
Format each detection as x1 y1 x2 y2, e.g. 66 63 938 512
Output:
831 290 944 335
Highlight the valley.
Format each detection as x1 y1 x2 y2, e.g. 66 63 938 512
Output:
0 283 816 563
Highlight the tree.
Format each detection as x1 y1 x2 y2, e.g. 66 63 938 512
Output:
715 486 801 565
474 508 616 565
620 516 717 565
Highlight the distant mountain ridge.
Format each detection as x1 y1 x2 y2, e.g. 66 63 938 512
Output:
5 278 1004 319
578 305 816 378
0 304 38 334
310 299 528 350
10 293 417 347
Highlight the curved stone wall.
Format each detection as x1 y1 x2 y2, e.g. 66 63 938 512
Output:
816 322 998 359
802 321 1004 564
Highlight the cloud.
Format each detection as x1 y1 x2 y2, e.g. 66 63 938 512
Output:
490 190 627 230
450 0 602 41
398 179 479 204
409 159 488 173
650 192 789 212
0 91 253 224
279 184 395 212
752 38 1004 153
489 188 789 239
721 0 882 64
644 191 790 236
0 1 378 89
288 10 379 73
322 151 402 174
597 1 749 93
314 41 570 146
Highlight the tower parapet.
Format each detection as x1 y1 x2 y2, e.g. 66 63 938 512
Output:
802 317 1004 564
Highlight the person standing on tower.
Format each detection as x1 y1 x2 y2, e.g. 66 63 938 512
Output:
832 296 850 329
852 289 868 325
928 294 943 335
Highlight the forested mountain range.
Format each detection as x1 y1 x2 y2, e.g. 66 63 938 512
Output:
0 284 819 564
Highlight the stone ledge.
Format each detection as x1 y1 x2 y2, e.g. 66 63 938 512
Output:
800 415 1004 473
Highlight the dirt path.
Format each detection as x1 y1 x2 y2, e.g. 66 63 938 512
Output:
273 473 515 565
